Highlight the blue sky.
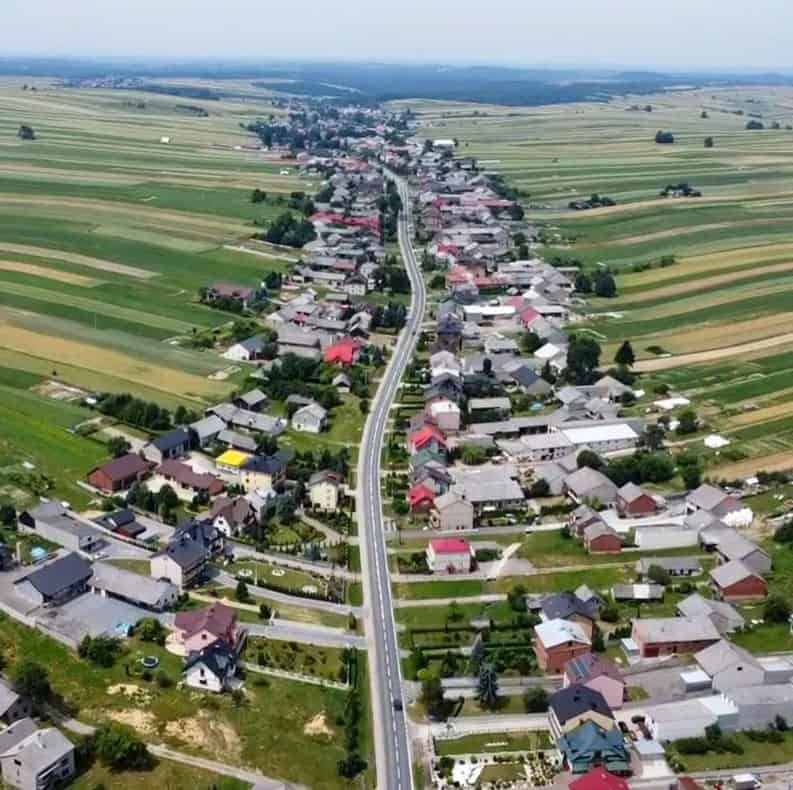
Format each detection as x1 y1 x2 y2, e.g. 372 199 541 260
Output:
2 0 791 70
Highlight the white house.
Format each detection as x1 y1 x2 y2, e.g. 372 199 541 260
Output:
428 399 461 433
223 336 265 362
183 643 238 693
309 470 343 512
426 538 473 574
292 402 328 434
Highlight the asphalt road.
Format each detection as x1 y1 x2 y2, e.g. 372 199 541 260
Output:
357 171 425 789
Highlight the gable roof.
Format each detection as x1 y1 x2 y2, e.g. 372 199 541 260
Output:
569 767 629 790
535 618 590 649
184 641 237 677
633 616 720 644
564 467 618 499
91 453 149 483
430 538 471 555
151 428 190 453
174 602 237 640
541 592 600 621
16 552 92 596
686 483 730 511
710 559 764 588
565 653 623 685
550 684 614 725
677 593 745 632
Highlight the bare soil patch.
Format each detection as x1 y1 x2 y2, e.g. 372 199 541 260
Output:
0 243 154 279
0 260 100 286
303 712 334 738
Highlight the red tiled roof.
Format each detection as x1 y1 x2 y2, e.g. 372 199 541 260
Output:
311 212 380 234
520 306 541 324
409 483 435 508
324 336 365 365
409 425 447 450
430 538 471 555
569 768 630 790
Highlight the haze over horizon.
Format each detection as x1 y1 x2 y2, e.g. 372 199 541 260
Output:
2 0 792 72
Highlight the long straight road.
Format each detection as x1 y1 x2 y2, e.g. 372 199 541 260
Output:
358 171 425 789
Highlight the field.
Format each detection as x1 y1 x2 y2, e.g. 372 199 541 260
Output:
433 730 552 756
72 760 250 790
410 87 793 475
0 78 308 410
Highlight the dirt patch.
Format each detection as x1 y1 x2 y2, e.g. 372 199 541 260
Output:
634 329 793 372
712 451 793 480
0 243 155 280
0 260 100 287
107 684 153 704
303 712 334 738
164 710 240 758
35 379 89 402
108 709 157 734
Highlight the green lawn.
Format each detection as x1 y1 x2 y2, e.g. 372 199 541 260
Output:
670 730 793 772
434 730 552 756
72 759 250 790
393 579 485 601
0 614 357 789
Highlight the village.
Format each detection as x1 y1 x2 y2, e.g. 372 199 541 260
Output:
0 93 791 790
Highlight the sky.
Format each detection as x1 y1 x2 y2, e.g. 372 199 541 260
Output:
2 0 792 71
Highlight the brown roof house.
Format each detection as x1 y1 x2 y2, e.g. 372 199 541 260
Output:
88 453 150 493
631 616 720 659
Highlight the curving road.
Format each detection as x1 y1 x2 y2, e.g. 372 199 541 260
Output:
358 171 425 789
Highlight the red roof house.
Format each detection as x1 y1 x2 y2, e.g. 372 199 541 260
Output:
408 425 447 454
324 337 365 366
88 453 151 493
569 767 630 790
408 483 435 513
519 306 541 327
426 538 472 574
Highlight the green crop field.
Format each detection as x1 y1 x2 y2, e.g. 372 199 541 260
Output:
405 86 793 476
0 79 309 410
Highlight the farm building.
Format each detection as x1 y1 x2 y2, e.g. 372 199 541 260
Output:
709 560 767 602
87 453 150 493
631 617 720 659
13 553 92 607
583 522 621 554
615 483 658 518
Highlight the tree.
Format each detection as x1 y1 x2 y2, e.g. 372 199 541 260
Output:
468 634 485 676
0 504 16 526
642 424 666 452
600 602 620 623
475 663 500 710
135 618 166 645
251 188 267 203
764 594 792 624
94 722 151 770
507 583 527 612
566 335 601 385
12 661 50 704
359 398 369 415
259 603 273 620
646 564 671 586
78 635 122 667
574 272 592 293
594 272 617 298
529 478 550 498
676 409 699 435
107 436 131 459
637 453 675 484
577 449 604 470
655 130 675 144
680 460 703 490
523 687 548 713
419 671 446 720
614 340 635 368
521 330 543 354
235 579 251 603
17 125 35 140
704 136 715 148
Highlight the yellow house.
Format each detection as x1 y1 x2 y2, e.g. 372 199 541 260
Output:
216 449 252 472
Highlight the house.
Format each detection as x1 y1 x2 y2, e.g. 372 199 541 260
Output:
142 428 191 464
223 336 265 362
0 719 74 790
710 559 767 602
216 449 252 473
645 696 738 742
189 414 226 447
636 557 702 579
292 402 328 434
534 618 591 673
564 653 626 710
234 389 268 411
710 532 771 575
430 491 474 531
324 336 365 366
509 366 552 396
173 602 245 655
448 465 525 513
210 496 258 537
468 396 512 417
583 522 621 554
0 679 32 725
677 593 745 635
686 484 742 518
13 552 92 607
408 425 447 455
540 592 600 638
157 460 225 497
426 538 472 574
18 503 102 554
216 429 258 453
184 642 238 693
332 373 352 393
427 399 461 433
89 561 178 611
408 483 435 513
151 535 210 589
206 282 255 308
616 483 658 518
276 326 321 359
309 470 343 512
87 453 150 492
558 721 631 775
569 767 630 790
564 467 618 506
548 684 614 738
631 616 720 659
239 452 290 492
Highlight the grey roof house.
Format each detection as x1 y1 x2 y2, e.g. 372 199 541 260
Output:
13 552 93 607
0 719 75 790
